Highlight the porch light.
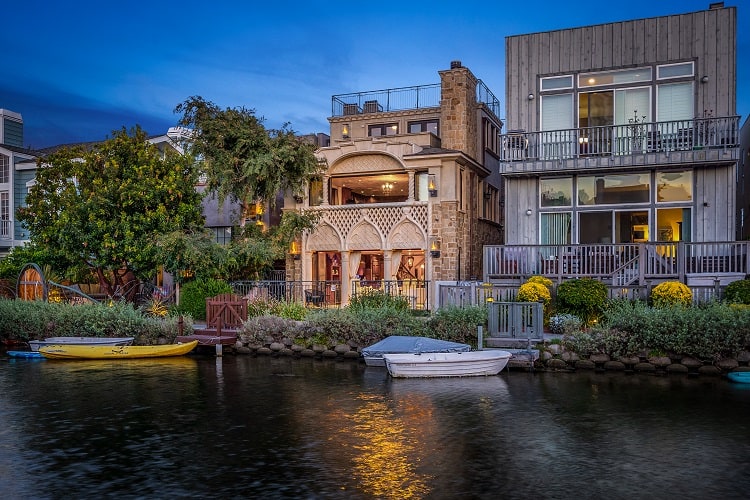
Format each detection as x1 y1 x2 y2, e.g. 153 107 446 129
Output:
342 124 350 138
289 239 301 260
428 174 438 197
430 238 441 258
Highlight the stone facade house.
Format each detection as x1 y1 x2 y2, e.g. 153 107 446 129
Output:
287 62 504 308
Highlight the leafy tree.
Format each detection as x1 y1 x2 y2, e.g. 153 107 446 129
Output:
174 96 321 225
17 126 205 298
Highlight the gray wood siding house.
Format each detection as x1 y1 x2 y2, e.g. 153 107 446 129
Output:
488 3 744 292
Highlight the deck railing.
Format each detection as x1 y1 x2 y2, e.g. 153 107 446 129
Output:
484 241 750 284
500 115 740 162
332 84 441 117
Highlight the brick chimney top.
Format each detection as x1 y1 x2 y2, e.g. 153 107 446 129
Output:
450 60 462 69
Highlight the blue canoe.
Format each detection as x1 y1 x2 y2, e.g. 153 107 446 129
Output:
727 371 750 383
7 351 44 359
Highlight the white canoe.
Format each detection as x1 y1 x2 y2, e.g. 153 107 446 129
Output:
383 350 512 378
28 337 135 352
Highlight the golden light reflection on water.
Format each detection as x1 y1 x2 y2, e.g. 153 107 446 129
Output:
347 393 433 499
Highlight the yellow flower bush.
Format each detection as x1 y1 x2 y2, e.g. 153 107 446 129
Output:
526 275 554 290
651 281 692 308
518 281 551 305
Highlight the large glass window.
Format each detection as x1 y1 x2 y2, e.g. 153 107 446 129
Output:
578 173 650 205
656 171 692 202
540 178 572 207
330 173 408 205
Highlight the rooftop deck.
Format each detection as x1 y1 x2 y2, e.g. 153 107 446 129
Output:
331 80 501 119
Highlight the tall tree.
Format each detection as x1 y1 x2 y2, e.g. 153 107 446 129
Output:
17 126 205 298
174 96 321 225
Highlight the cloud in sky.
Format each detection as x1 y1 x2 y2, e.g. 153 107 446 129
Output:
2 1 747 148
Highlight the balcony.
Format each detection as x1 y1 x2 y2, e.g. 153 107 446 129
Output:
500 116 740 174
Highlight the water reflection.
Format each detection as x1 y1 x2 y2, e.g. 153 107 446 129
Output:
1 355 750 499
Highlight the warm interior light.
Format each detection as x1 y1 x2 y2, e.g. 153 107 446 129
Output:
406 256 414 268
382 182 393 195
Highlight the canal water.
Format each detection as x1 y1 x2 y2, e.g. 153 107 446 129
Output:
2 353 750 499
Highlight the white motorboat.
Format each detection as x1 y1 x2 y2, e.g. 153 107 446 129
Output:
383 350 512 378
28 336 135 352
362 336 471 366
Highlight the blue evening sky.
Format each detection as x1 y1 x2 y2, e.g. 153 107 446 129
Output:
2 1 747 148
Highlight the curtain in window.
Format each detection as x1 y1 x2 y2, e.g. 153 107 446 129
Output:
657 83 693 122
541 94 574 158
540 212 572 245
349 251 361 280
390 250 401 280
614 87 651 124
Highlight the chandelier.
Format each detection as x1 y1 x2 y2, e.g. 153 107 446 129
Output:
382 182 393 195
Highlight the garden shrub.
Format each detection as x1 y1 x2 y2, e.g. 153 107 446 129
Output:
0 299 187 344
556 278 608 326
651 281 692 308
426 305 487 347
724 278 750 305
548 313 582 335
176 278 233 320
348 287 409 312
518 282 551 305
526 275 554 290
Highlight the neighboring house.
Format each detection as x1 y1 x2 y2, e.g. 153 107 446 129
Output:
0 109 37 256
290 62 504 308
487 3 743 293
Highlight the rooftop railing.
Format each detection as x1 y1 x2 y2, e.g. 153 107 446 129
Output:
331 80 502 119
332 84 441 117
500 115 740 162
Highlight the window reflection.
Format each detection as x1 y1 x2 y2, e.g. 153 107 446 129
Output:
656 171 692 202
540 178 572 207
578 173 649 205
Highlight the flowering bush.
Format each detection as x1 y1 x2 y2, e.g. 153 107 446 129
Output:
548 313 582 335
651 281 692 308
526 275 554 290
518 282 551 305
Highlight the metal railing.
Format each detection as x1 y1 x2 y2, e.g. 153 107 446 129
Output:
332 84 441 117
230 280 430 310
500 115 740 161
476 79 502 118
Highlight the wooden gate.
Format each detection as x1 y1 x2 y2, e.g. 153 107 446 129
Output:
487 302 544 344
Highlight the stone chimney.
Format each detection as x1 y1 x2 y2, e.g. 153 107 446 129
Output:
438 62 478 158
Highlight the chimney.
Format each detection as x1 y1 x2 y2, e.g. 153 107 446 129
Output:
450 60 462 69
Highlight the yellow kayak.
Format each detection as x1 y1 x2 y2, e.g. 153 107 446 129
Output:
38 340 198 360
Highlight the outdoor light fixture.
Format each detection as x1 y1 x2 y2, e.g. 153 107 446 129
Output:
428 174 438 197
701 75 709 83
527 93 535 100
289 239 301 260
526 208 533 216
342 124 350 138
430 238 441 258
